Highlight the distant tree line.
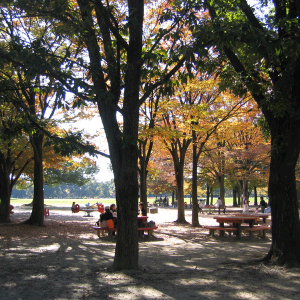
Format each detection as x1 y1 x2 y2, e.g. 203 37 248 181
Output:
12 180 115 199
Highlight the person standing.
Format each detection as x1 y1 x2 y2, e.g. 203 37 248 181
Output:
71 202 76 213
215 197 222 214
243 198 249 214
259 196 266 213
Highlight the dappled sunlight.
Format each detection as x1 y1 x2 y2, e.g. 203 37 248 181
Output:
1 206 299 299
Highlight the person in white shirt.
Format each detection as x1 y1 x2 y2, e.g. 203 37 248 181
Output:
215 197 222 214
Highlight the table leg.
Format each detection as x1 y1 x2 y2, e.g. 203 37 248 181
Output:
219 222 225 237
236 224 241 238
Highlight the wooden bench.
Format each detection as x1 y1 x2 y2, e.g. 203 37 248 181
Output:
204 226 237 237
92 226 117 237
92 226 158 237
201 205 216 214
243 226 270 238
138 226 158 237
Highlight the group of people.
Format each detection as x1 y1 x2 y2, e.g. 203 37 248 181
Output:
96 202 147 234
97 204 117 235
213 195 268 214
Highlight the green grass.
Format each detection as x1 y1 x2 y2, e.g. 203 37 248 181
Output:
10 198 117 207
10 197 158 207
10 197 256 207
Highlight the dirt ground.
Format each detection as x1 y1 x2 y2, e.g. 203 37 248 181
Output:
1 205 300 300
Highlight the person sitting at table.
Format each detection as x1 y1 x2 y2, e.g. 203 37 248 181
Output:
98 206 116 236
138 202 147 236
110 204 117 216
138 202 147 216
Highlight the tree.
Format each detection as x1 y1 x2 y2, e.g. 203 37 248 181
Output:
4 0 200 269
187 78 249 225
0 10 70 225
0 8 99 225
0 103 33 222
138 92 160 211
226 123 270 205
198 0 300 264
156 97 193 223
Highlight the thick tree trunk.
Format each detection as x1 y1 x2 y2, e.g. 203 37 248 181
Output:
111 104 140 270
24 133 44 226
253 187 258 206
172 190 175 206
169 140 191 223
0 177 11 223
0 152 12 223
206 183 210 205
232 187 238 207
217 174 225 209
266 116 300 265
176 166 186 223
113 150 139 270
139 156 148 214
138 139 153 212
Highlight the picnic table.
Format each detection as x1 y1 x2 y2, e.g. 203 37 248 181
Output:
213 215 261 237
82 208 98 217
234 213 271 223
93 216 157 238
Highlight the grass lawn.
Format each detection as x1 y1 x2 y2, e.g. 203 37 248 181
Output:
10 196 258 207
10 197 159 207
10 198 116 207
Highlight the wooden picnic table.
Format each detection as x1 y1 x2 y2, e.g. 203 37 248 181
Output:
213 215 261 237
234 213 271 223
137 216 148 222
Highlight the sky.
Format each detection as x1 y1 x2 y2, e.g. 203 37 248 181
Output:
68 115 114 182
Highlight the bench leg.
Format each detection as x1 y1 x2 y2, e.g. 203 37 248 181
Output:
262 230 266 238
209 229 215 237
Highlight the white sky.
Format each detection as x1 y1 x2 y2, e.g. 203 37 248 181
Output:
66 115 114 182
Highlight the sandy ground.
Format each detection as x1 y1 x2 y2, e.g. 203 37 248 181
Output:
1 205 300 300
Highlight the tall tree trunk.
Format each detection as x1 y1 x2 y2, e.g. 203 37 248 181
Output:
0 150 12 223
265 115 300 264
168 139 191 223
0 171 11 223
139 145 148 214
253 186 258 206
206 183 210 205
24 132 44 226
172 190 175 206
139 166 148 213
191 133 200 226
217 174 225 209
111 105 140 270
175 163 186 223
232 187 238 207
